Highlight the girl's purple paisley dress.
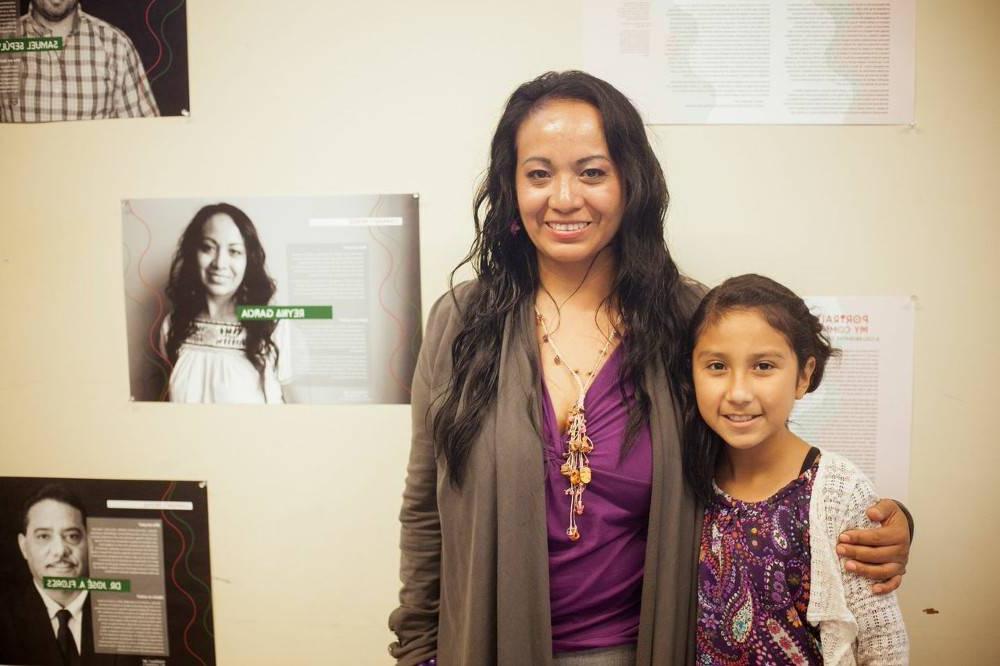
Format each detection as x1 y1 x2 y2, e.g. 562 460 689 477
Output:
696 457 823 666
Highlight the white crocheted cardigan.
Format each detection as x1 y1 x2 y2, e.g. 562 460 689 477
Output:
808 450 910 665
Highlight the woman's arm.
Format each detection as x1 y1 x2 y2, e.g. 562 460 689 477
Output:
837 498 912 594
387 304 446 665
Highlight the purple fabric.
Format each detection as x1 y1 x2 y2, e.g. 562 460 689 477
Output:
696 457 822 665
541 346 652 653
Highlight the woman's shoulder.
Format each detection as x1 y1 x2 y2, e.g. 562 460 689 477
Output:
676 275 709 320
424 279 480 335
159 313 172 338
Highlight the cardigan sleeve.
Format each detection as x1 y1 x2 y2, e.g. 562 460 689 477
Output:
839 467 909 665
387 292 453 665
815 453 910 666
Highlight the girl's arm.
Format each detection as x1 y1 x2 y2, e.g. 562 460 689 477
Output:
837 470 910 665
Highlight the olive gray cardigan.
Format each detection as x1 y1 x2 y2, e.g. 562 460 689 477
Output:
389 281 702 665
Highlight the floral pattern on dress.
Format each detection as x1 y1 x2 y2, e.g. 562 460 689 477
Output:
696 457 823 665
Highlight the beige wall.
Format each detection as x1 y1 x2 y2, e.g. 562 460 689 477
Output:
1 0 996 662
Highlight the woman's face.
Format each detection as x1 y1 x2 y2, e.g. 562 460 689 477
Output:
196 213 247 302
514 99 624 271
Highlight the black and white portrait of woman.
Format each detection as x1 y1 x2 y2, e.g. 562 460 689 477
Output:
159 203 293 404
122 194 422 405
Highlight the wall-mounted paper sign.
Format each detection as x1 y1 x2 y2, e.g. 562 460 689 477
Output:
121 194 422 405
583 0 915 125
0 0 190 122
791 296 915 501
0 477 214 664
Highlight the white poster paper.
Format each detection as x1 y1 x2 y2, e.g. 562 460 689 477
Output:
790 296 915 500
582 0 916 125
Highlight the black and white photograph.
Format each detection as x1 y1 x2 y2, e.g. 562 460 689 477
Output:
122 194 423 405
0 0 189 122
0 477 214 665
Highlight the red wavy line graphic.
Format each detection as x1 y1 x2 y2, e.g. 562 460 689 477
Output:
144 0 164 75
160 483 208 666
367 226 409 395
124 202 172 371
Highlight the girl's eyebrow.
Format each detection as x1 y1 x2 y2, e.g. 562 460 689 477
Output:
749 350 788 360
694 349 788 360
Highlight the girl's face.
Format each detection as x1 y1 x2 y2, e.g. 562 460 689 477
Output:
514 99 625 271
196 213 247 302
692 309 815 452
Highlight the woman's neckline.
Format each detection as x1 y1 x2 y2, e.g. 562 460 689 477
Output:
539 344 623 433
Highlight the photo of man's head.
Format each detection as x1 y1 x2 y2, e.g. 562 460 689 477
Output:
18 485 89 600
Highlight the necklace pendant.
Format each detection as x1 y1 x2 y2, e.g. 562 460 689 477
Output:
575 501 585 515
566 526 580 541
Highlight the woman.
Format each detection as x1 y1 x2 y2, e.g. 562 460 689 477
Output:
389 71 910 665
160 202 292 404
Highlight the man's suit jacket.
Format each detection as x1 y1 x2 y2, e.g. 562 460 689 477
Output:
0 582 141 666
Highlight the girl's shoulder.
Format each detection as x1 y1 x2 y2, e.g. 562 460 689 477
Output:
812 448 880 535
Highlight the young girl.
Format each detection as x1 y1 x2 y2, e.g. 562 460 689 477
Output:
682 274 908 665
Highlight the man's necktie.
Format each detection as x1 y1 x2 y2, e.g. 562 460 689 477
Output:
55 608 79 665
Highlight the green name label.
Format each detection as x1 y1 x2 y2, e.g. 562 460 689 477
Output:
0 37 64 53
44 577 131 593
237 305 333 321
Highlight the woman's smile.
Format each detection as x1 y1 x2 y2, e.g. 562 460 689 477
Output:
515 99 624 271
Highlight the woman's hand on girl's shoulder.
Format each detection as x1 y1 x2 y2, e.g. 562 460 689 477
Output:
836 498 911 594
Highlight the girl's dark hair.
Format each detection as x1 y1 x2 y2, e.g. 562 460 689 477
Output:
435 70 693 487
680 274 838 503
165 203 277 382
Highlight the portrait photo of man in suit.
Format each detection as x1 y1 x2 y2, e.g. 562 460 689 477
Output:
0 484 137 666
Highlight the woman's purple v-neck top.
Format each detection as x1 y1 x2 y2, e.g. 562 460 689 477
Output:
541 346 653 653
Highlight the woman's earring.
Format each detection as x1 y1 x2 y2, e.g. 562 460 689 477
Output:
509 220 522 237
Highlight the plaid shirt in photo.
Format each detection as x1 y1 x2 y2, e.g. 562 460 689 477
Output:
0 7 159 122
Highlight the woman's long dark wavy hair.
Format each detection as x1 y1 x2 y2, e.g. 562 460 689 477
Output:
435 70 694 487
679 274 838 504
164 203 277 382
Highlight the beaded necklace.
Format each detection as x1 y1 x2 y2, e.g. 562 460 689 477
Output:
535 309 617 542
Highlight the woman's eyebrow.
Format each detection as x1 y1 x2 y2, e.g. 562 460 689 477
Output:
520 155 611 166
